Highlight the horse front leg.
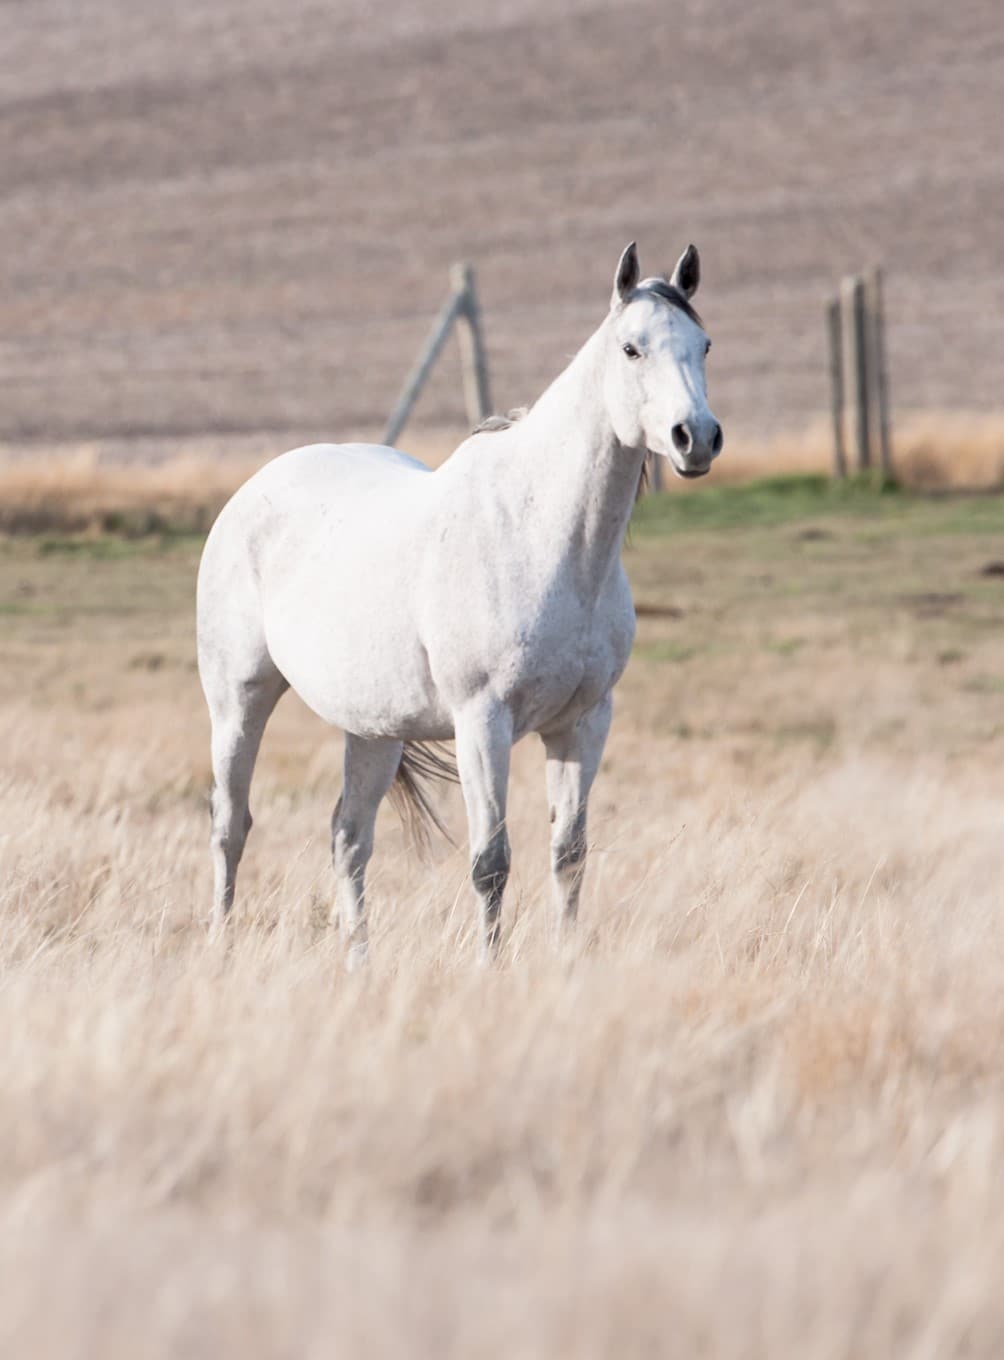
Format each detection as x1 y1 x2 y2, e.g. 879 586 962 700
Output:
454 701 514 963
542 694 613 935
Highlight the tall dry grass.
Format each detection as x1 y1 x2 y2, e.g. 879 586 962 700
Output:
3 705 1004 1355
3 514 1004 1354
704 412 1004 488
2 412 1004 534
0 441 265 535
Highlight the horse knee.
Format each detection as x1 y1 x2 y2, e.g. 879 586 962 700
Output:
211 825 247 865
211 788 252 859
552 810 586 877
332 818 373 880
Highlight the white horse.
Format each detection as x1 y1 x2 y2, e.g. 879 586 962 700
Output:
197 242 722 964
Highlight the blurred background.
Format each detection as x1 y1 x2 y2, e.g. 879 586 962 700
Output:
4 0 1001 474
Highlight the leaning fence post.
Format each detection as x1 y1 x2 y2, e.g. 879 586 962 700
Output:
825 296 847 479
840 275 871 472
382 287 466 447
451 262 492 428
864 266 892 478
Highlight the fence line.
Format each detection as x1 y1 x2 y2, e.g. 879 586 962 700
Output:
450 262 492 432
841 275 871 472
864 267 892 477
827 268 893 478
825 297 847 480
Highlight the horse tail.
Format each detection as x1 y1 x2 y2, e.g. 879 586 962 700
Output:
388 741 460 854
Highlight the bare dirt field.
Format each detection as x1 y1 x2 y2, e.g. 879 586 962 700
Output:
3 0 1002 452
4 485 1004 1355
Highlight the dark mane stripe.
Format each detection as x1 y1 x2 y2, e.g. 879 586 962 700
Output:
472 406 529 435
631 277 704 328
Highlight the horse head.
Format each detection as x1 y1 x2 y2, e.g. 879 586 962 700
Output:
603 241 723 478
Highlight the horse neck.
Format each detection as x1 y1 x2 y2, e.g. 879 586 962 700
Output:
508 325 644 593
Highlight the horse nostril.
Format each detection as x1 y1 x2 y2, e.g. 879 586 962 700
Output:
712 423 723 455
671 423 692 455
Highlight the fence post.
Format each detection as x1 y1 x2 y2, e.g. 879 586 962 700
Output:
864 266 892 478
840 275 871 471
382 287 466 447
825 297 847 479
451 262 492 428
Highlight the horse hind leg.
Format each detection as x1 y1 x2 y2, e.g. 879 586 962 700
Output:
331 735 403 970
206 668 287 933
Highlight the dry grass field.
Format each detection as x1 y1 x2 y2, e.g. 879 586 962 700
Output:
4 1 1004 1348
4 477 1004 1355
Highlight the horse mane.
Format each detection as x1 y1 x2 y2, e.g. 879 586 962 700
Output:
472 406 530 435
631 276 704 329
636 458 650 502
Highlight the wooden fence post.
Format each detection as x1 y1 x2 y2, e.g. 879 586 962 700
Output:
382 262 493 447
840 275 871 472
825 296 847 479
864 266 892 478
382 287 466 447
451 262 492 429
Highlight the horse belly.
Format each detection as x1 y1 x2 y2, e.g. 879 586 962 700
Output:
262 580 449 739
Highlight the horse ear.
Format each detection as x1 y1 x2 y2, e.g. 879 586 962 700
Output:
612 241 640 306
670 244 701 300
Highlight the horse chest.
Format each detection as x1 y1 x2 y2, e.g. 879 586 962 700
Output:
511 655 608 736
489 598 631 736
428 533 636 728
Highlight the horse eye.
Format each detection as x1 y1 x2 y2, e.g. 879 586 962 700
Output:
705 340 712 356
622 343 641 360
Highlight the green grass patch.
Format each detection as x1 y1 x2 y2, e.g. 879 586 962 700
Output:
632 473 900 533
633 639 699 664
632 473 1004 536
962 674 1004 695
0 599 50 616
773 716 837 750
764 636 807 657
34 532 203 559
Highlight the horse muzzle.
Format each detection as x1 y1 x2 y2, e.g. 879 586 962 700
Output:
666 418 723 478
